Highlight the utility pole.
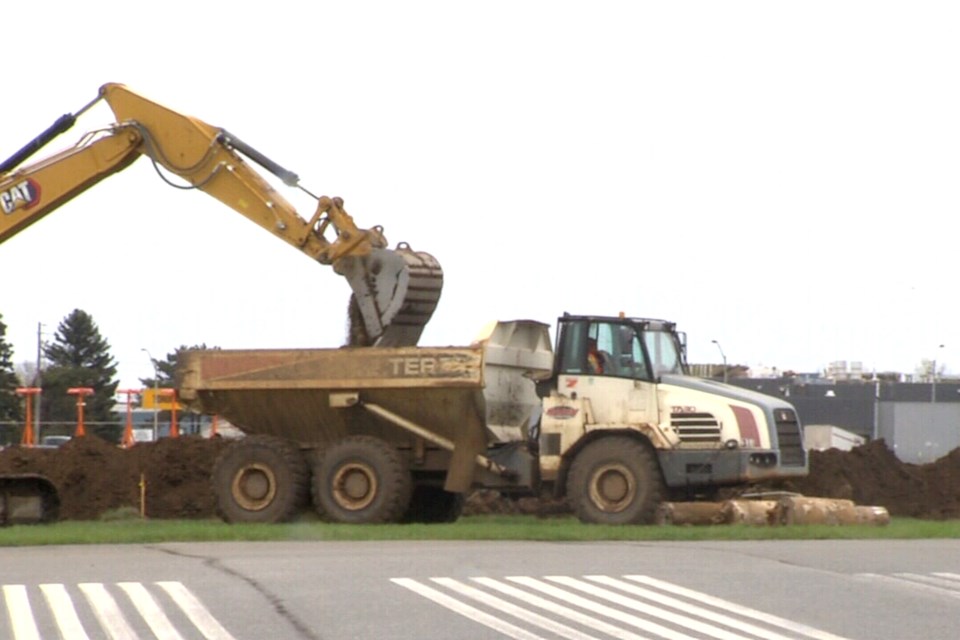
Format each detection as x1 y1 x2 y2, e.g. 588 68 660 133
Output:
34 322 43 440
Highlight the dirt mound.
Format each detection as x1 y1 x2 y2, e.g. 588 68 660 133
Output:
761 439 960 520
1 436 959 521
0 435 227 520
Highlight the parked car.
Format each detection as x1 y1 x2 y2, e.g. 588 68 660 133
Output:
38 435 71 448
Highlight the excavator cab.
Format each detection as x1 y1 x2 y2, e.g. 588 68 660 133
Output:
0 83 442 346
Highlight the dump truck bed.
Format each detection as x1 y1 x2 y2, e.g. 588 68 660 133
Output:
178 346 486 445
178 322 553 493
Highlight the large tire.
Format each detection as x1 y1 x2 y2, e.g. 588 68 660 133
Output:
313 436 412 524
567 436 666 525
212 435 310 523
402 485 465 523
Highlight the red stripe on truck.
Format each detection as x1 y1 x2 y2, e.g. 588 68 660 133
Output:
730 405 761 448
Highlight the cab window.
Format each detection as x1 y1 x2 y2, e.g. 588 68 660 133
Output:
644 329 683 376
559 321 650 380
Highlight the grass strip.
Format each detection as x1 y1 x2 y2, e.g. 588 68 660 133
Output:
1 515 958 547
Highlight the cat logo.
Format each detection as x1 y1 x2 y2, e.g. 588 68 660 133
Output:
1 179 41 215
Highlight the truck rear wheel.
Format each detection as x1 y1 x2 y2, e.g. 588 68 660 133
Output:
402 485 464 523
313 436 412 524
212 435 309 523
567 436 665 525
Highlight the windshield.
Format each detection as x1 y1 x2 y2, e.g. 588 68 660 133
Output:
558 320 685 380
643 328 684 376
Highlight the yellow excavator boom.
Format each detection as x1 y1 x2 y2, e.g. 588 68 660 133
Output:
0 83 442 346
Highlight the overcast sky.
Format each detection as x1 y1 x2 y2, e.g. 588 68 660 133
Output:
2 1 958 389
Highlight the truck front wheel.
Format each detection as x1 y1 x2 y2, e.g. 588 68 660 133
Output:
313 436 412 524
212 436 309 523
567 436 665 525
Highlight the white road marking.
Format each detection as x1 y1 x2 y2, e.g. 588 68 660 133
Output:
3 581 236 640
396 574 861 640
508 576 698 640
892 573 960 592
393 577 550 640
931 572 960 583
79 582 139 640
40 583 91 640
547 576 747 640
119 581 185 640
473 577 647 640
433 577 602 640
625 575 854 640
584 575 795 640
3 585 41 640
156 581 238 640
858 572 960 600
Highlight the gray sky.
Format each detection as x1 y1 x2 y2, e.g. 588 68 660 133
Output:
2 1 958 389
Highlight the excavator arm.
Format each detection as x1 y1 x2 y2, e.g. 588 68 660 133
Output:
1 83 442 346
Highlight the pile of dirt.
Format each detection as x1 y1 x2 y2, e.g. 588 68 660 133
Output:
759 439 960 520
0 435 227 520
1 436 959 521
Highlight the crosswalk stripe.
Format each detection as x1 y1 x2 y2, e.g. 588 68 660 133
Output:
3 581 235 640
858 572 960 600
625 575 853 640
547 576 746 640
473 577 646 640
932 572 960 583
584 576 794 640
892 573 960 591
395 575 868 640
119 582 185 640
433 577 601 640
3 585 41 640
509 576 698 640
393 578 550 640
156 581 238 640
79 582 139 640
40 583 91 640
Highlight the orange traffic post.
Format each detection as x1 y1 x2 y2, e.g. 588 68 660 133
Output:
158 388 179 438
67 387 94 438
118 389 139 448
15 387 40 446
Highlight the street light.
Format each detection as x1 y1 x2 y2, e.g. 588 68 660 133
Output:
932 343 945 403
711 339 728 384
141 348 159 441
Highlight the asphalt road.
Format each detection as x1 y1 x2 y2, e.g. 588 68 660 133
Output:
1 539 958 639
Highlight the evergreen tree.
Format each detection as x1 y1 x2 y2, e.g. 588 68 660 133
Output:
42 309 119 423
139 344 214 389
0 313 23 422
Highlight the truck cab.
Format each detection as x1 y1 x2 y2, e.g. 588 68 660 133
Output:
534 314 808 523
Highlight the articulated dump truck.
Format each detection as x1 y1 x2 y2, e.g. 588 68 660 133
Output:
178 314 808 525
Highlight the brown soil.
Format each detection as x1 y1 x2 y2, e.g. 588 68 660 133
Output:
1 436 958 521
0 435 228 520
758 439 960 520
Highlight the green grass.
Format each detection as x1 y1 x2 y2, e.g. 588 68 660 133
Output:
1 515 958 547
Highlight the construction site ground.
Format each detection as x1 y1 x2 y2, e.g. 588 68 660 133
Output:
0 436 957 522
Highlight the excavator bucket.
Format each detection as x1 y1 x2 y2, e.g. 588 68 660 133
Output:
338 244 443 347
0 474 60 525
